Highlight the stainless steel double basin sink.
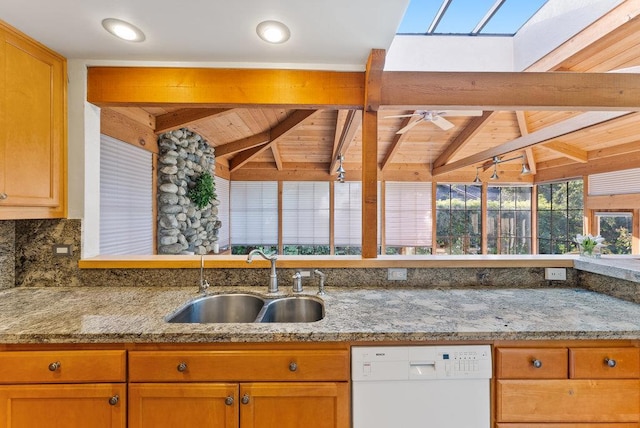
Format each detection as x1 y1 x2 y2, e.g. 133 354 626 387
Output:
165 293 324 323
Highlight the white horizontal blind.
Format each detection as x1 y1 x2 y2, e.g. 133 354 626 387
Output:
334 182 362 246
283 182 330 245
100 134 153 255
385 181 432 247
589 168 640 195
214 176 230 249
230 181 278 245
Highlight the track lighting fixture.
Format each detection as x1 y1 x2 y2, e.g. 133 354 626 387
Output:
336 154 345 183
490 163 499 180
473 154 531 184
473 167 482 185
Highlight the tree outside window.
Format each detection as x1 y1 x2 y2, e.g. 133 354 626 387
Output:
435 184 482 255
537 180 583 254
487 186 532 254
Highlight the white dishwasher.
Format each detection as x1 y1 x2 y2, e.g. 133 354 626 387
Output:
352 345 492 428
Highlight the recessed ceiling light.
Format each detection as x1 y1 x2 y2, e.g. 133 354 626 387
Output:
256 20 290 44
102 18 146 42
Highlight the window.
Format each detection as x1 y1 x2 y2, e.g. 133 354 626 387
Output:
385 182 432 254
214 176 230 250
537 180 583 254
230 181 278 254
282 182 330 255
99 135 153 255
487 186 532 254
596 211 633 255
334 182 362 255
435 184 482 255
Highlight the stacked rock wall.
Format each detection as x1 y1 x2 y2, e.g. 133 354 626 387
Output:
157 129 219 255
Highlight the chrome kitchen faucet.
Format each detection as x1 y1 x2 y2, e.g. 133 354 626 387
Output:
246 249 278 293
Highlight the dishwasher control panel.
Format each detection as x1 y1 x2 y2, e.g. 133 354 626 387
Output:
352 345 492 381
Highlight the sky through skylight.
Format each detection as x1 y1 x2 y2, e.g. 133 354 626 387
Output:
397 0 549 35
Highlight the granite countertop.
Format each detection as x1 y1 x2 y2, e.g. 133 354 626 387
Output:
575 255 640 283
1 286 640 344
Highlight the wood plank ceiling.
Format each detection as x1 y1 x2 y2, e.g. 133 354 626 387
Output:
102 4 640 184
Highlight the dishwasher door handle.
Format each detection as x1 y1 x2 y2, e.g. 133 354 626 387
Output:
409 361 436 366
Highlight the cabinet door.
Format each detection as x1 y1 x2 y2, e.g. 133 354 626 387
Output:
0 383 125 428
0 22 66 219
239 382 349 428
128 383 238 428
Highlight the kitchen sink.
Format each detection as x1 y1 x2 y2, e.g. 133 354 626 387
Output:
260 296 324 323
165 294 324 323
166 293 265 323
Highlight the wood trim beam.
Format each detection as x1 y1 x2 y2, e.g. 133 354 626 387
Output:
536 151 640 183
433 111 494 168
526 0 640 72
432 111 630 176
100 108 158 154
381 71 640 110
331 110 349 165
516 111 537 175
229 110 318 172
272 144 283 171
215 131 271 157
155 108 231 133
365 49 385 112
380 115 413 170
330 110 362 172
87 67 365 108
542 141 588 163
586 193 640 210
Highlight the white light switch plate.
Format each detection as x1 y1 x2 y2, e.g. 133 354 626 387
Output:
388 268 407 280
544 268 566 280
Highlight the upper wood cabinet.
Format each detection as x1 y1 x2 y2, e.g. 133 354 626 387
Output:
0 20 66 220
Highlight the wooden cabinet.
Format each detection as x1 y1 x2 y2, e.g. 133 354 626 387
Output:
0 20 66 220
0 350 126 428
128 348 350 428
496 346 640 425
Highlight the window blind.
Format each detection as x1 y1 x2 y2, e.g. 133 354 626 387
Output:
230 181 278 245
214 176 230 249
282 182 330 245
99 134 153 255
334 182 362 246
385 181 432 247
588 168 640 195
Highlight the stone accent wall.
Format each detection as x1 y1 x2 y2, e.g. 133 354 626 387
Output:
157 129 220 255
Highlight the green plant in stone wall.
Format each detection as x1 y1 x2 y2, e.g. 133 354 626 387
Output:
188 171 216 209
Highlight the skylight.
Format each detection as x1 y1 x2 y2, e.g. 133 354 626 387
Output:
397 0 549 36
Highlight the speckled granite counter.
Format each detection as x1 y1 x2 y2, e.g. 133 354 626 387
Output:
575 256 640 283
1 286 640 344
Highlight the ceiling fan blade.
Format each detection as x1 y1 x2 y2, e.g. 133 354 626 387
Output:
431 115 455 130
396 118 424 134
438 110 483 117
384 113 421 119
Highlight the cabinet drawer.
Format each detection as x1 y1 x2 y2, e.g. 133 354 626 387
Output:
496 379 640 423
0 350 126 384
496 348 568 379
129 350 349 382
570 348 640 379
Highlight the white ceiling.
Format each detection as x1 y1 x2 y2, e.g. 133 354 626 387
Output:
0 0 410 70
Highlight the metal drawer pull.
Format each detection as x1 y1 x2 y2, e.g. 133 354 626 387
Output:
48 361 61 371
225 396 234 406
177 362 188 372
109 395 119 406
241 394 250 405
605 358 617 368
0 193 7 200
289 362 298 372
532 359 542 368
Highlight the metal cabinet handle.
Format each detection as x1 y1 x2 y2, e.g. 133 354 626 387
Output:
225 396 234 406
108 395 119 406
48 361 61 372
605 358 617 368
177 362 188 372
0 193 7 200
289 362 298 372
532 359 542 368
241 394 250 405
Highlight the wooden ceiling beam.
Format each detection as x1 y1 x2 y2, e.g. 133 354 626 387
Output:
432 111 494 169
229 110 319 172
516 111 537 175
432 111 631 176
381 71 640 110
380 115 413 170
542 141 588 163
155 108 231 133
536 150 640 183
272 144 284 171
330 109 362 172
526 0 640 72
215 131 270 157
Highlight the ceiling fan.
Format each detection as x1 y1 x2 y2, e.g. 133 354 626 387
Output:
386 110 483 134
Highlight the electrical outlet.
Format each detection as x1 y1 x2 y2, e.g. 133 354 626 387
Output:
544 268 566 281
388 268 407 281
53 244 72 257
297 270 311 278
